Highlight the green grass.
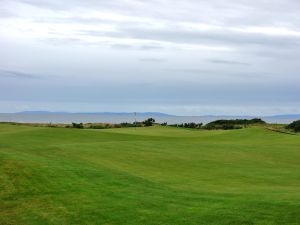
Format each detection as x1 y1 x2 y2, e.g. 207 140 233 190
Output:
0 124 300 225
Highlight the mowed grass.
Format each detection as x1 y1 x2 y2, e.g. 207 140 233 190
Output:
0 124 300 225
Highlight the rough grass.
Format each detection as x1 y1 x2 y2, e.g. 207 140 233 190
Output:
0 124 300 225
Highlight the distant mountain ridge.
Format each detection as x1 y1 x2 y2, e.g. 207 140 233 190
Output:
13 111 300 119
198 115 300 119
16 111 173 116
266 114 300 119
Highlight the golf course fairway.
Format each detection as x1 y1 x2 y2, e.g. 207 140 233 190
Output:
0 124 299 225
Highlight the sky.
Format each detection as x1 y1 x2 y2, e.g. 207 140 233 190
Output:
0 0 299 115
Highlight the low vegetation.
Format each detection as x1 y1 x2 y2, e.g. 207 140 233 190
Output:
204 118 265 130
169 122 203 129
85 118 156 129
71 122 84 129
286 120 300 132
0 118 290 133
169 118 266 130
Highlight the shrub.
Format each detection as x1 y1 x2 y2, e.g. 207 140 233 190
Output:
89 123 121 129
143 118 155 126
168 123 202 129
203 118 266 130
72 122 84 129
286 120 300 132
90 124 107 129
206 118 265 127
114 124 122 128
120 122 135 127
183 123 203 129
204 123 243 130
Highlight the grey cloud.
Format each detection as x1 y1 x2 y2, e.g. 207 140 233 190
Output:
33 17 112 25
7 0 300 51
43 38 84 46
80 30 123 39
0 70 41 79
1 0 300 114
110 44 133 49
110 43 164 51
167 68 212 74
0 8 15 18
139 58 167 62
13 0 300 27
10 0 144 13
139 44 164 50
71 23 300 52
80 30 164 50
207 59 250 65
116 26 300 48
11 0 71 11
166 68 273 79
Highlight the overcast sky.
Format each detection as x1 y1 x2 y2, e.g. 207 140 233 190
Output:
0 0 299 115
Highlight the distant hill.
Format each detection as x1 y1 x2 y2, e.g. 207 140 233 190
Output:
16 111 67 114
16 111 173 116
200 115 300 119
14 112 300 119
266 114 300 119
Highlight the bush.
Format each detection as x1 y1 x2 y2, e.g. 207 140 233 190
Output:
143 118 155 126
169 123 202 129
114 124 122 128
206 118 265 127
203 118 265 130
90 124 107 129
120 122 134 127
204 124 242 130
89 123 122 129
72 122 84 129
286 120 300 132
182 123 202 129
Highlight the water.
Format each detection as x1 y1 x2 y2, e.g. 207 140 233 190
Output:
0 113 297 124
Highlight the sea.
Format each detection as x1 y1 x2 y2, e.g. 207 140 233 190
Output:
0 113 298 125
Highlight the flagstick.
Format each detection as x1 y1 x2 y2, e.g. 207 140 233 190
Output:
134 112 136 130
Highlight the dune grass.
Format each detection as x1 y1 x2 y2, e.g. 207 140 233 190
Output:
0 124 299 225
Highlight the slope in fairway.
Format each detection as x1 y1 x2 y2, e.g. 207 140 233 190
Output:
0 124 300 225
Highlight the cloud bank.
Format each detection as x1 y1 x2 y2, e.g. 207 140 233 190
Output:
0 0 299 115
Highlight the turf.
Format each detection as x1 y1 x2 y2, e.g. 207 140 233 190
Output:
0 124 299 225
